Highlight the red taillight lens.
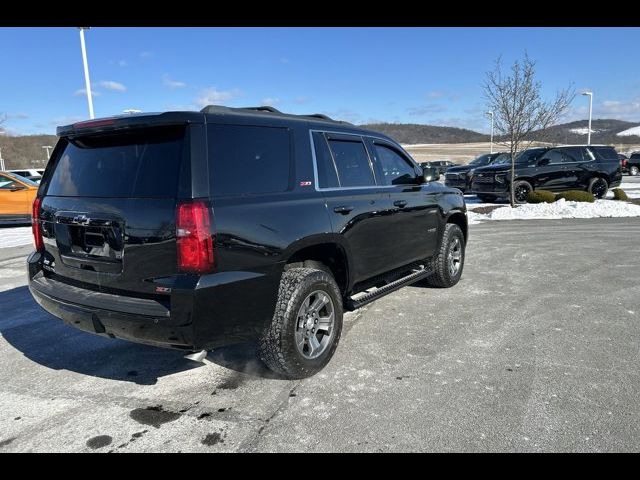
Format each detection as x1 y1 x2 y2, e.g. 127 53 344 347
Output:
32 197 44 252
176 200 214 273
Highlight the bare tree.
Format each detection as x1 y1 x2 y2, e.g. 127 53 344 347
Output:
484 54 575 206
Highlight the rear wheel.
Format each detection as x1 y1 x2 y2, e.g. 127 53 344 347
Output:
588 177 608 199
258 267 343 379
422 223 465 288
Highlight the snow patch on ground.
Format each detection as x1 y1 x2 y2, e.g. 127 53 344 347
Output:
0 227 33 248
617 126 640 137
468 199 640 224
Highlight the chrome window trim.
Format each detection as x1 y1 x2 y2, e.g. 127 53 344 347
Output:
309 129 398 191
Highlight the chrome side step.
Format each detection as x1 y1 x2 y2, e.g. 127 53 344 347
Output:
345 265 432 311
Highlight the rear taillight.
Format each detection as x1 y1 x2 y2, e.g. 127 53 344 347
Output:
32 197 44 252
176 200 214 273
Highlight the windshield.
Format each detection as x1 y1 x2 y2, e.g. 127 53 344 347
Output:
492 153 512 165
515 148 547 164
4 172 40 187
469 154 492 166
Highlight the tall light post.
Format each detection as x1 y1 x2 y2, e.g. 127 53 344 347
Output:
486 111 494 153
78 27 95 119
42 146 53 160
582 91 593 146
0 147 4 171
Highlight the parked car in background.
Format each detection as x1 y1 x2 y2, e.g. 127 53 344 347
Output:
420 160 460 176
0 171 39 224
27 106 468 379
470 145 622 203
627 152 640 176
8 168 44 183
444 152 506 192
618 154 629 174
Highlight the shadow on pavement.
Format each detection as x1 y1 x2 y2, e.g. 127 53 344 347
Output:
0 285 204 385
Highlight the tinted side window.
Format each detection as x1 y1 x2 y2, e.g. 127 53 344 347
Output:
208 125 291 196
590 146 618 161
560 147 584 163
374 144 416 185
0 174 19 190
327 138 375 187
312 132 339 189
544 150 565 164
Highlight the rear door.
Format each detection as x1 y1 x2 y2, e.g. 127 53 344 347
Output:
367 138 439 266
534 149 571 191
312 131 391 285
39 125 190 296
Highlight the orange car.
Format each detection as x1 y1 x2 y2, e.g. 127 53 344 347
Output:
0 171 39 223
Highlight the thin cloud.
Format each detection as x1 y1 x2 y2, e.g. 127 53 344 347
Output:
163 74 187 89
261 97 281 106
195 87 241 107
99 81 126 92
74 88 101 97
118 60 128 67
7 113 29 120
293 96 309 105
280 57 291 64
140 51 153 59
407 104 448 116
426 91 445 99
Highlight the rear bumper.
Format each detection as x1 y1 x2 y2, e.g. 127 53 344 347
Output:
27 251 282 350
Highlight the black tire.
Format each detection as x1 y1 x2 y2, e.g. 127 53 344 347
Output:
258 267 343 379
588 177 608 199
422 223 465 288
630 165 639 176
476 194 496 203
513 180 533 204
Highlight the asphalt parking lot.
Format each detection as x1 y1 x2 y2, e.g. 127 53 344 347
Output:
1 217 640 452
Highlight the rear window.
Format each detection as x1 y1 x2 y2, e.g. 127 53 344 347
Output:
46 126 185 198
208 125 291 197
630 153 640 160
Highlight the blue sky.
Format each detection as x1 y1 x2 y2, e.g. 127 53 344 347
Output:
1 27 639 135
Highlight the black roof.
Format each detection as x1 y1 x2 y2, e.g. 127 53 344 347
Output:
200 105 353 126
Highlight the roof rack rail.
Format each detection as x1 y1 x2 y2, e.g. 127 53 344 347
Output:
303 113 333 121
199 105 353 125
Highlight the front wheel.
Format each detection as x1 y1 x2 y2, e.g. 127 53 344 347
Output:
258 267 343 379
588 177 608 199
422 223 465 288
630 165 639 176
513 180 533 204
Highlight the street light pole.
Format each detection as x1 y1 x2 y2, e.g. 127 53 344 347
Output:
0 147 4 171
78 27 95 119
582 91 593 146
486 111 494 153
42 146 53 160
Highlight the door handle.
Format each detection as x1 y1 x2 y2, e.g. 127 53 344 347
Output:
393 200 408 208
333 205 354 215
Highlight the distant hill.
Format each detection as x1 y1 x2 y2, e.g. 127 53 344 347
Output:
527 119 640 145
358 123 489 144
0 134 57 169
360 119 640 146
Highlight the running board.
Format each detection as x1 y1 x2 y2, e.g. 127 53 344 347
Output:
345 266 433 311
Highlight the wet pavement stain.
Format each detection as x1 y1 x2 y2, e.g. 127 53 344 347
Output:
217 373 245 390
201 432 225 447
198 413 212 420
129 405 182 428
86 435 113 449
14 417 21 420
0 437 16 448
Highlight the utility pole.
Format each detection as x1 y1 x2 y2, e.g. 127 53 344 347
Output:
78 27 95 119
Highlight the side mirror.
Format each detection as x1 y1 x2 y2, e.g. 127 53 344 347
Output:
537 158 551 166
422 166 440 182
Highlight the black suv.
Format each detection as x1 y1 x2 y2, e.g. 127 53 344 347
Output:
470 145 622 203
444 152 507 193
27 106 468 379
420 160 459 176
627 152 640 176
